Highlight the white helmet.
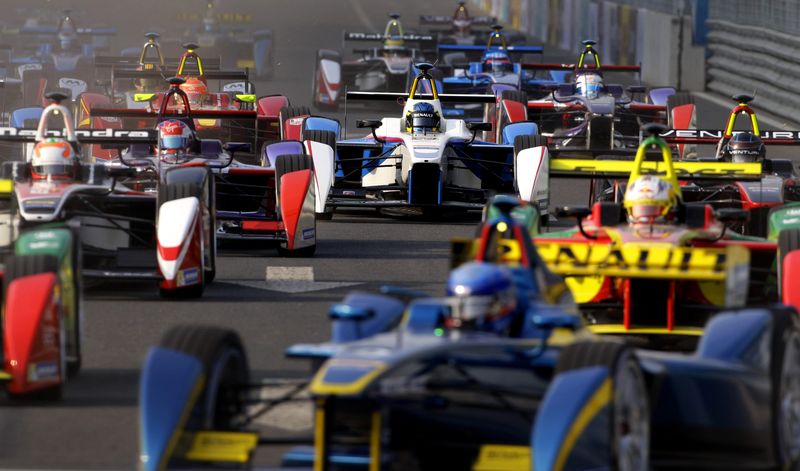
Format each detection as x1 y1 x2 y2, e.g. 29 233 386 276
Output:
575 72 603 99
31 138 77 179
624 175 675 224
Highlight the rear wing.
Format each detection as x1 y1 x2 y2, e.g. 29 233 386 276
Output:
419 15 496 25
663 128 800 146
548 156 763 181
344 32 434 42
438 44 543 54
535 240 749 282
521 63 640 72
18 26 116 37
346 91 496 104
89 107 258 121
0 127 157 144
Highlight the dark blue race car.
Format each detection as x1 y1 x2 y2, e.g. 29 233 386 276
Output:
136 197 800 471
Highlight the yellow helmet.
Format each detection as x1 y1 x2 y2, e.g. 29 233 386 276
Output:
624 175 676 224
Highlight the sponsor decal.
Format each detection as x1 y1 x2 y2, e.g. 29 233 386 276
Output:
23 199 58 209
177 267 200 287
537 243 728 273
28 361 59 382
302 228 315 240
0 127 156 139
289 117 305 125
662 129 800 140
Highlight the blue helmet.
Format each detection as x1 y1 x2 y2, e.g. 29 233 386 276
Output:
405 102 440 133
483 51 512 74
446 262 517 332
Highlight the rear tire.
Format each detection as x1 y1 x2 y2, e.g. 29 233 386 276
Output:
302 129 336 151
513 134 547 157
556 341 650 471
159 325 250 430
280 105 311 129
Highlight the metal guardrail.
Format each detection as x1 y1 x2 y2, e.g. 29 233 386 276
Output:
705 19 800 123
709 0 800 36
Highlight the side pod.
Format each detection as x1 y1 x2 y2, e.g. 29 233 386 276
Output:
515 145 550 214
139 347 204 471
533 366 613 471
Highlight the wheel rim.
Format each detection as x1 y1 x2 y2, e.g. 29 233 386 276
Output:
614 357 649 471
779 331 800 462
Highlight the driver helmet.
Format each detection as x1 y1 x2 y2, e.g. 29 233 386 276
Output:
158 119 193 154
180 77 208 109
721 132 765 163
575 71 603 99
624 175 676 224
453 3 471 33
31 138 77 179
446 262 517 333
58 32 77 51
483 51 513 74
405 102 441 134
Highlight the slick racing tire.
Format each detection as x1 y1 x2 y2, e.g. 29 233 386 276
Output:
302 130 336 220
500 90 528 105
769 307 800 467
556 341 650 471
513 134 547 157
302 129 336 151
275 154 317 257
778 228 800 299
157 181 212 298
5 254 65 401
279 106 311 136
159 325 250 431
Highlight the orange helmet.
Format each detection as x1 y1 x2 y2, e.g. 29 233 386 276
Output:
180 77 208 109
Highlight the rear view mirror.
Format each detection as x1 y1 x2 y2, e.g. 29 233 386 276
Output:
466 122 492 132
715 208 749 225
357 119 382 129
556 205 591 219
329 304 374 321
106 166 138 178
223 142 253 154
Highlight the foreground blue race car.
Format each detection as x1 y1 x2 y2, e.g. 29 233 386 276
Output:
136 197 800 470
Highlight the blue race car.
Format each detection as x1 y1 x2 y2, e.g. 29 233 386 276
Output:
136 197 800 471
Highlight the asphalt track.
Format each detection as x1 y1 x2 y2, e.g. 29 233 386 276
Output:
0 1 796 469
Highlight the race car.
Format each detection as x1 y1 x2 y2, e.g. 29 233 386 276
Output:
0 226 83 400
155 1 274 79
656 94 800 237
1 9 116 106
436 25 544 97
312 14 434 109
323 63 544 217
419 1 505 46
524 40 676 150
136 196 800 470
83 47 300 164
532 124 800 347
90 78 327 256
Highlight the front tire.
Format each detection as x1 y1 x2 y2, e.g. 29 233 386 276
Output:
159 325 250 431
556 341 650 471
